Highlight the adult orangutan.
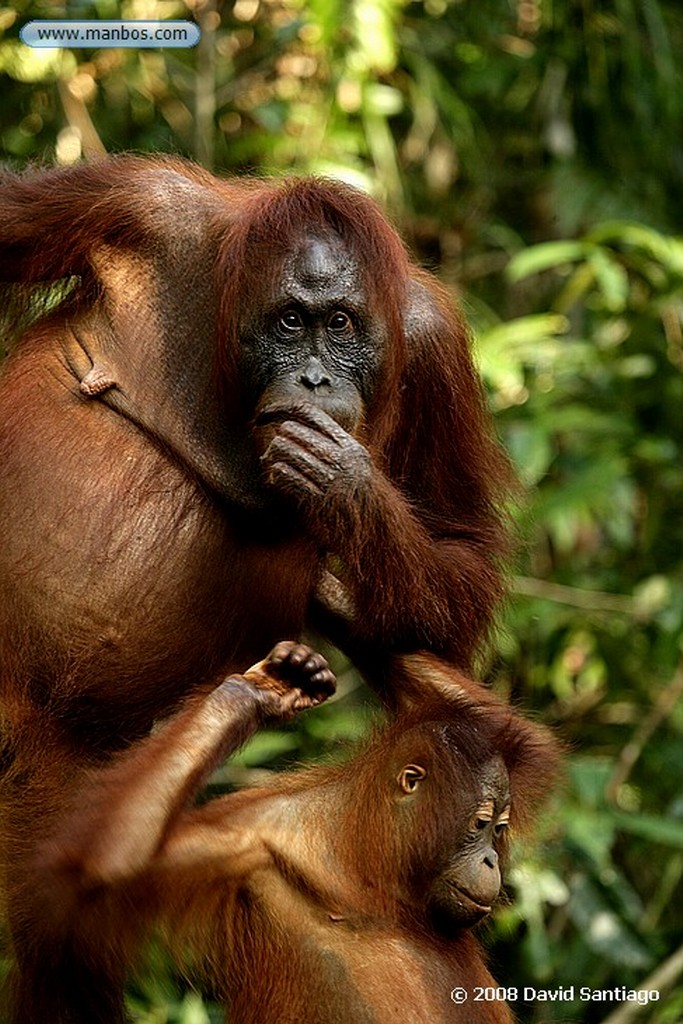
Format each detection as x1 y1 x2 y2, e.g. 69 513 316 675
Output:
0 157 514 1018
36 645 558 1024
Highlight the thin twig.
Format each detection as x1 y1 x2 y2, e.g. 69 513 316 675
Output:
606 662 683 801
514 576 637 615
600 942 683 1024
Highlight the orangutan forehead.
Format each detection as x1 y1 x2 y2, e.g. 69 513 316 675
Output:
478 755 510 801
271 232 367 306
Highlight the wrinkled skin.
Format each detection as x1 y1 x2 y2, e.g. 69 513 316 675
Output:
247 231 382 527
245 231 381 437
426 757 511 927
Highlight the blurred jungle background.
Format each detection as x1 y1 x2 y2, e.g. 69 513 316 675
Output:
1 0 683 1021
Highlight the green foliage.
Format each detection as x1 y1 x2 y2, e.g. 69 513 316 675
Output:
481 219 683 1021
1 1 683 1020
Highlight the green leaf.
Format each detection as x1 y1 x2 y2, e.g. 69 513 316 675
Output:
230 731 299 767
569 758 614 809
586 221 683 276
478 313 570 353
564 808 616 867
612 812 683 848
588 248 629 311
568 875 652 969
505 422 554 486
507 241 592 282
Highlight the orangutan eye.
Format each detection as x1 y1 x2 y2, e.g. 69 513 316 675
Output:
278 309 304 333
494 808 511 836
397 764 427 794
328 311 352 334
471 799 495 833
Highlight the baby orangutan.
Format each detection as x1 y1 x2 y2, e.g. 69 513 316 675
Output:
33 644 557 1024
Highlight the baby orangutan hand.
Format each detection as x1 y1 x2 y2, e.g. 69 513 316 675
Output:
242 641 336 719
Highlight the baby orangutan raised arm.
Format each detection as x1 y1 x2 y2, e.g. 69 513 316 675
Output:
35 648 558 1024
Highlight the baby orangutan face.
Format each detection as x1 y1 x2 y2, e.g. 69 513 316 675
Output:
392 740 511 930
426 756 510 927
